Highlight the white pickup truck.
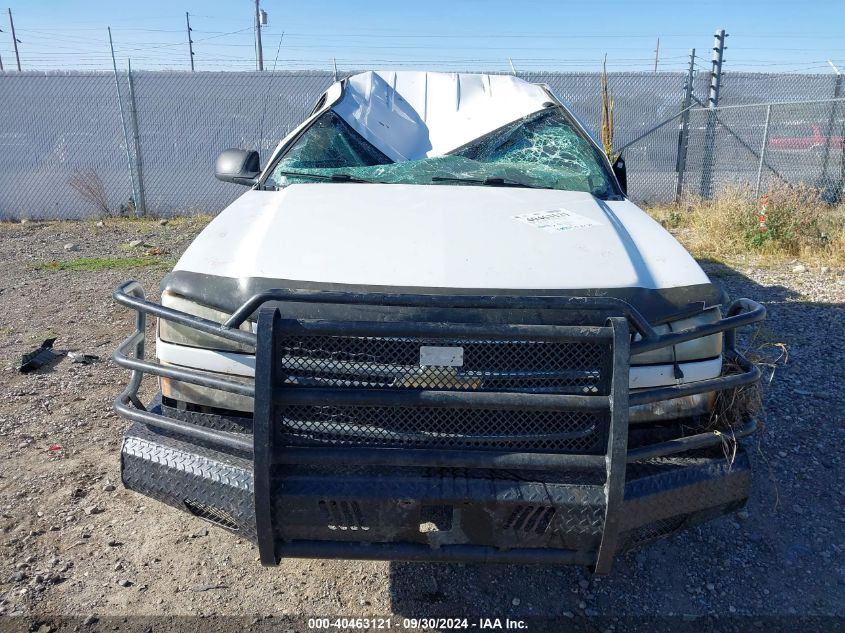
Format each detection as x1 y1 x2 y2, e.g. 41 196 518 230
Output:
113 71 764 574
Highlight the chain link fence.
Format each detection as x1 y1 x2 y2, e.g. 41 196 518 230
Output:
678 98 845 202
0 72 132 219
1 70 843 219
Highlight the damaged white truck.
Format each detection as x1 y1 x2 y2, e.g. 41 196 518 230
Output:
113 71 765 574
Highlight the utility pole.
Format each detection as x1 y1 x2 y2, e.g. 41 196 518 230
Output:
8 8 21 71
653 37 660 73
254 0 264 71
707 29 727 108
699 29 727 198
186 12 195 71
674 48 695 201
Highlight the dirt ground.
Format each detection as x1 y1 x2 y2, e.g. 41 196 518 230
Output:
0 218 843 629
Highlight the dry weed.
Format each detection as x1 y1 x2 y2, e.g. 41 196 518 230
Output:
648 182 845 265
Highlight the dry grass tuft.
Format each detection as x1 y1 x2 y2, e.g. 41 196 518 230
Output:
709 328 788 431
709 374 763 432
647 182 845 265
702 327 789 465
600 55 616 163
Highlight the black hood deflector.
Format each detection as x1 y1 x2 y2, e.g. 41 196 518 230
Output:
161 271 725 327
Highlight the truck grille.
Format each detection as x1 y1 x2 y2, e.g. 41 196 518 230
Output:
275 333 612 452
280 335 608 394
279 404 603 451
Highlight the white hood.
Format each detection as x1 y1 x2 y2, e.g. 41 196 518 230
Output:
175 184 710 292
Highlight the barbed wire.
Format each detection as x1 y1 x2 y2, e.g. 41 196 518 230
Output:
3 14 845 74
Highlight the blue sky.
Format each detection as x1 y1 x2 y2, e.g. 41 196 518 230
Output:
2 0 844 74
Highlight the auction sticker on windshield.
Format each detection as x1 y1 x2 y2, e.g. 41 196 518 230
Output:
512 208 600 233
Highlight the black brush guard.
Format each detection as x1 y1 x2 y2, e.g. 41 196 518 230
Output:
113 281 765 574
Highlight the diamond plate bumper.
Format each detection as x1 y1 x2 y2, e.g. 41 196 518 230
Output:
121 410 751 567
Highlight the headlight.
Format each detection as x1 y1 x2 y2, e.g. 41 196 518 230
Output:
631 307 722 365
158 291 253 353
629 392 716 422
159 364 254 413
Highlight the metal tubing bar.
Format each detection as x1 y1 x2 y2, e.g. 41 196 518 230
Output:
695 96 845 110
114 397 253 452
614 102 699 155
116 282 763 361
113 281 256 347
275 540 595 566
273 446 607 471
118 282 147 406
117 281 764 364
111 282 254 453
113 345 256 397
112 318 254 396
724 298 765 349
629 353 760 406
630 299 765 355
277 387 611 411
225 288 656 340
114 282 763 412
594 317 630 575
627 418 757 462
276 318 613 341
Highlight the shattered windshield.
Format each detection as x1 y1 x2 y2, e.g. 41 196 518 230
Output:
270 110 392 170
264 108 618 198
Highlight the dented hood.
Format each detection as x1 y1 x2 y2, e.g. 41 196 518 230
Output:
166 184 720 321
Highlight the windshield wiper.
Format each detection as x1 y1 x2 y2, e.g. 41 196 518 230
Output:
273 170 381 184
431 176 541 189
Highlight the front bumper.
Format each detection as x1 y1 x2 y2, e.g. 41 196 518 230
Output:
113 281 764 573
123 404 751 565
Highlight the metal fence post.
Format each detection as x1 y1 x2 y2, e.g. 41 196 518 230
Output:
821 72 843 186
838 102 845 201
699 30 727 198
108 27 140 216
674 48 695 202
754 104 773 198
126 61 147 217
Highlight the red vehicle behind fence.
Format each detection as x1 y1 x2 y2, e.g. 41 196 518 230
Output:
768 125 844 151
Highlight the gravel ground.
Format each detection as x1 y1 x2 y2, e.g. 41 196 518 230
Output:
0 219 843 629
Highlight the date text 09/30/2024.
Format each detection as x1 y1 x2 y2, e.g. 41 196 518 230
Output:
307 617 529 630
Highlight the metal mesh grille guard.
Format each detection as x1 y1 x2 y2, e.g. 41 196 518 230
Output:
112 280 765 572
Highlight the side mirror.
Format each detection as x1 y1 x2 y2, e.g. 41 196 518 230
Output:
215 149 261 186
612 154 627 196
